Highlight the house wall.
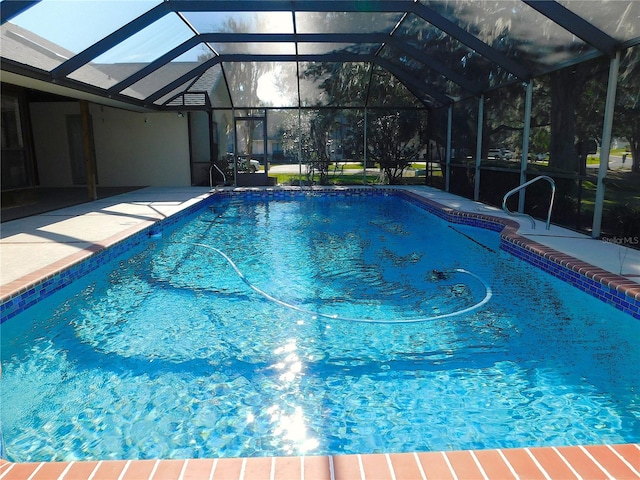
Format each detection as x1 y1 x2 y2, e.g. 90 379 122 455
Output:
29 102 191 187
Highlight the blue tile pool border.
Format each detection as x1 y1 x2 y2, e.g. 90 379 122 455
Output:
0 193 217 323
2 186 639 323
400 190 640 319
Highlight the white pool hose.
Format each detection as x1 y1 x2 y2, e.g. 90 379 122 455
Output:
168 242 492 324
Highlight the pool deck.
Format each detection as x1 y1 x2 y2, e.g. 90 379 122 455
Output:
1 185 639 480
1 445 639 480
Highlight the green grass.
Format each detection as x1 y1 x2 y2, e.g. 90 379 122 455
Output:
574 172 640 210
611 148 632 155
340 163 365 170
272 173 380 185
588 150 633 164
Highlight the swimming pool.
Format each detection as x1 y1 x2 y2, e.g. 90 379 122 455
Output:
1 190 639 462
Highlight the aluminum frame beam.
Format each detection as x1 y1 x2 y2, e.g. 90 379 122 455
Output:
473 94 484 201
147 53 452 107
410 2 531 80
167 0 415 13
0 0 40 24
109 32 475 103
592 52 621 238
2 0 631 114
50 3 172 78
45 0 527 103
523 0 618 56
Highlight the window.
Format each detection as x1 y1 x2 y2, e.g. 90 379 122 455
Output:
1 92 31 189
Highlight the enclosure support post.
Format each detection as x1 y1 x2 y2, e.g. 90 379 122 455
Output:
592 51 620 238
232 108 237 187
298 107 302 188
473 95 484 201
79 100 97 201
518 81 534 213
263 113 268 177
208 109 216 166
363 108 368 185
445 104 452 192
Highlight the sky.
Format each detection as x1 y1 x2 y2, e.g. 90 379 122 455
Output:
8 1 295 63
8 0 197 62
11 1 159 51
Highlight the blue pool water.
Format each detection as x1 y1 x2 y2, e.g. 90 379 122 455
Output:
1 193 639 462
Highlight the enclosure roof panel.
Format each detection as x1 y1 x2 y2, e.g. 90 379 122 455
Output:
1 0 638 111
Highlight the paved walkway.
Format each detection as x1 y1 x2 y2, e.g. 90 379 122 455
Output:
0 187 212 293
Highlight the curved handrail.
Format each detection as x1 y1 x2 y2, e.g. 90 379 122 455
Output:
209 163 227 188
502 175 556 230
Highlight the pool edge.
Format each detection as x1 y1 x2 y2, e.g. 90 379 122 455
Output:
1 444 638 480
399 189 640 320
2 185 639 322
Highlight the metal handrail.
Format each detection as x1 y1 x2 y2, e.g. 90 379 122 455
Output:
502 175 556 230
209 163 227 188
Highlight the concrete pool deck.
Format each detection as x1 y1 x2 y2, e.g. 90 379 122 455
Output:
1 185 639 480
401 186 640 283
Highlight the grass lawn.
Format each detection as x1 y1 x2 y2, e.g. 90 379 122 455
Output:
272 173 381 185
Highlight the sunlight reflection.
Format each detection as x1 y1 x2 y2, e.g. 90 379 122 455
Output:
268 340 318 453
257 69 290 106
274 340 297 355
267 405 320 454
272 340 303 381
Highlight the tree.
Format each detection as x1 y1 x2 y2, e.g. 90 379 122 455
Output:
483 84 525 159
368 111 427 184
548 65 588 172
615 46 640 173
307 113 334 184
545 51 639 175
277 110 344 184
301 62 373 107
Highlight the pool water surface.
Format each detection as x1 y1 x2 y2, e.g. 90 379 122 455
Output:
1 193 638 462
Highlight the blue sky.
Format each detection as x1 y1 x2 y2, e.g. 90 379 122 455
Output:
9 0 176 61
9 1 298 63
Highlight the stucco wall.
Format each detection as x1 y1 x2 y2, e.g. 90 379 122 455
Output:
29 102 191 187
